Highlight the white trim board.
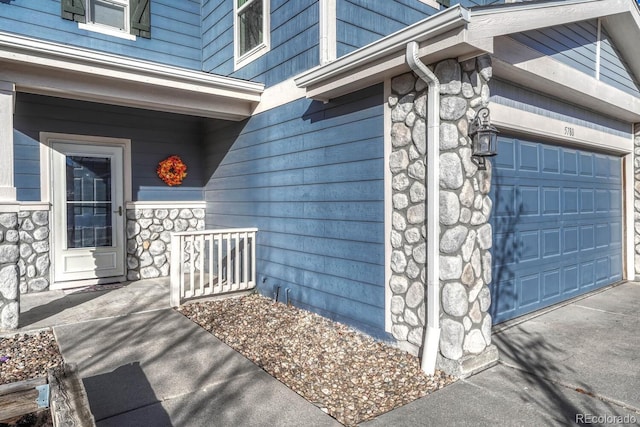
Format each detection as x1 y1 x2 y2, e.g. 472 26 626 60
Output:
490 103 633 155
125 201 206 210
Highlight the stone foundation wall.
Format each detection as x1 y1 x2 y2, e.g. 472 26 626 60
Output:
0 213 20 329
388 55 498 375
126 207 205 280
18 210 50 293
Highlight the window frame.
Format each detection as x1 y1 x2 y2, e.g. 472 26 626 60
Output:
78 0 136 40
234 0 270 70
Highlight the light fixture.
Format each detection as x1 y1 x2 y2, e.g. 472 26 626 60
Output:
468 107 498 170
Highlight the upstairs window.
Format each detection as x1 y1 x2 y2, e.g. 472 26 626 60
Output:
89 0 128 32
235 0 270 69
61 0 151 40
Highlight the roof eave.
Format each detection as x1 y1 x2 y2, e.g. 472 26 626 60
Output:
0 32 264 120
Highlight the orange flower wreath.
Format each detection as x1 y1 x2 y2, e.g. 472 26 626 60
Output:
157 155 188 186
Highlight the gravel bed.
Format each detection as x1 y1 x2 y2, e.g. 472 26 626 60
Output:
0 331 64 386
178 294 456 426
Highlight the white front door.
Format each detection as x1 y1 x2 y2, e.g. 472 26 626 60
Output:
52 142 125 285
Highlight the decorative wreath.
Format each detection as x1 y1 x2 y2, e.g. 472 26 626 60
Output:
157 155 188 186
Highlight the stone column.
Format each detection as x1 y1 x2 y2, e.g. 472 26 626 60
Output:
634 124 640 280
0 213 20 330
387 55 498 377
434 56 498 376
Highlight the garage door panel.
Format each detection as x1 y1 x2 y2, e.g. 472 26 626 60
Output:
519 142 539 171
542 147 560 173
543 188 560 214
519 273 540 307
563 266 579 293
563 188 579 213
519 187 540 215
519 230 540 262
562 150 578 174
490 136 622 323
542 229 560 258
542 269 561 299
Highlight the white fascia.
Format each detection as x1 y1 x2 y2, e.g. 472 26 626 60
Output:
0 32 264 120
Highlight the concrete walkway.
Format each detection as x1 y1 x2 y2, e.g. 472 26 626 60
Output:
363 281 640 426
15 279 640 426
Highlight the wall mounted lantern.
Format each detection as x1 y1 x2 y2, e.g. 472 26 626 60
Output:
468 107 498 170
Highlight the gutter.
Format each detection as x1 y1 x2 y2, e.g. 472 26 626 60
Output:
406 41 441 376
295 6 470 89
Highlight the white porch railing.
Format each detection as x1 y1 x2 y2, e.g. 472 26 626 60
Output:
169 228 258 307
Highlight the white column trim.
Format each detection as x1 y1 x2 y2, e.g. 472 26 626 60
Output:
319 0 337 65
595 18 602 81
0 81 16 202
624 150 634 280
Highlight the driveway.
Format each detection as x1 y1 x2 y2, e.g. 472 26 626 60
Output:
364 281 640 426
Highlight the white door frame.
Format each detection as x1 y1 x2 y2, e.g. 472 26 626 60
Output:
40 133 132 289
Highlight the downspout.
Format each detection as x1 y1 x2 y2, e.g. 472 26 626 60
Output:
406 41 440 375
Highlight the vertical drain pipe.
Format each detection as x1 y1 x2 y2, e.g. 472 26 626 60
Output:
406 41 441 375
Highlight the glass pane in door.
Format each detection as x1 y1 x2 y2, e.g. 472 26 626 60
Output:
66 156 113 248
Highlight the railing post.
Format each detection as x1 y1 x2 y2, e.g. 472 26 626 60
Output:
169 233 181 307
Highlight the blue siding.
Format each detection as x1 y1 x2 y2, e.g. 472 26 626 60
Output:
490 79 632 139
202 0 319 87
491 136 623 323
14 130 41 201
336 0 437 57
600 26 640 96
203 85 386 337
511 20 598 77
0 0 202 70
13 93 205 202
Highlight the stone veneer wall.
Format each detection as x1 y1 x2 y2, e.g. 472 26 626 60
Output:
18 210 50 293
388 55 498 375
126 207 205 280
635 125 640 280
0 213 20 329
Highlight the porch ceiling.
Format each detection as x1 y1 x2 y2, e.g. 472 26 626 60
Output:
0 32 264 121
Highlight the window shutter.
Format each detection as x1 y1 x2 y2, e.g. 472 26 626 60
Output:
130 0 151 39
61 0 86 22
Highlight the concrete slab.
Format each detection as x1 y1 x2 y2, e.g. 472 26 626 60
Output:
362 364 638 426
493 285 640 410
17 278 170 332
54 309 338 426
572 282 640 317
96 371 339 427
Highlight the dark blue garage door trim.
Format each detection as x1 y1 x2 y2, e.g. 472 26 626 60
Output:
490 136 623 323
